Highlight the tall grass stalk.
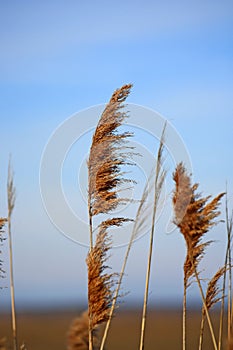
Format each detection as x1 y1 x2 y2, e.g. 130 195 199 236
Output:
139 125 166 350
218 193 233 350
183 279 187 350
218 256 228 350
226 196 233 346
87 84 133 350
7 159 17 350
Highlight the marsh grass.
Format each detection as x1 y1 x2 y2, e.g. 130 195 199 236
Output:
0 85 232 350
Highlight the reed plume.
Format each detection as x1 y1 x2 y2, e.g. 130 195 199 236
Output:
88 83 133 239
173 162 224 350
199 267 226 350
87 223 115 329
87 84 134 350
67 311 101 350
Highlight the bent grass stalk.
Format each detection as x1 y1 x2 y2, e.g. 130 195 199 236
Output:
139 124 167 350
100 150 154 350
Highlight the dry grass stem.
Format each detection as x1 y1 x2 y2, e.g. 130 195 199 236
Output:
7 159 17 350
139 123 167 350
226 197 233 345
229 329 233 350
218 192 233 350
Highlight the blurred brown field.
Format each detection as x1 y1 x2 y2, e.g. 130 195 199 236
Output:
0 308 227 350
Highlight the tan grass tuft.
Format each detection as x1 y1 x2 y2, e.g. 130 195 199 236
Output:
173 162 224 284
67 311 100 350
88 83 133 218
199 267 226 350
204 267 226 312
86 223 116 330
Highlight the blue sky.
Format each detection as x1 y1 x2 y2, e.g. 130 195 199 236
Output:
0 0 233 310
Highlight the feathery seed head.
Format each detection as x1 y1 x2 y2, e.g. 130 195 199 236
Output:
173 163 224 283
86 225 116 329
88 84 134 216
67 311 100 350
203 267 226 314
